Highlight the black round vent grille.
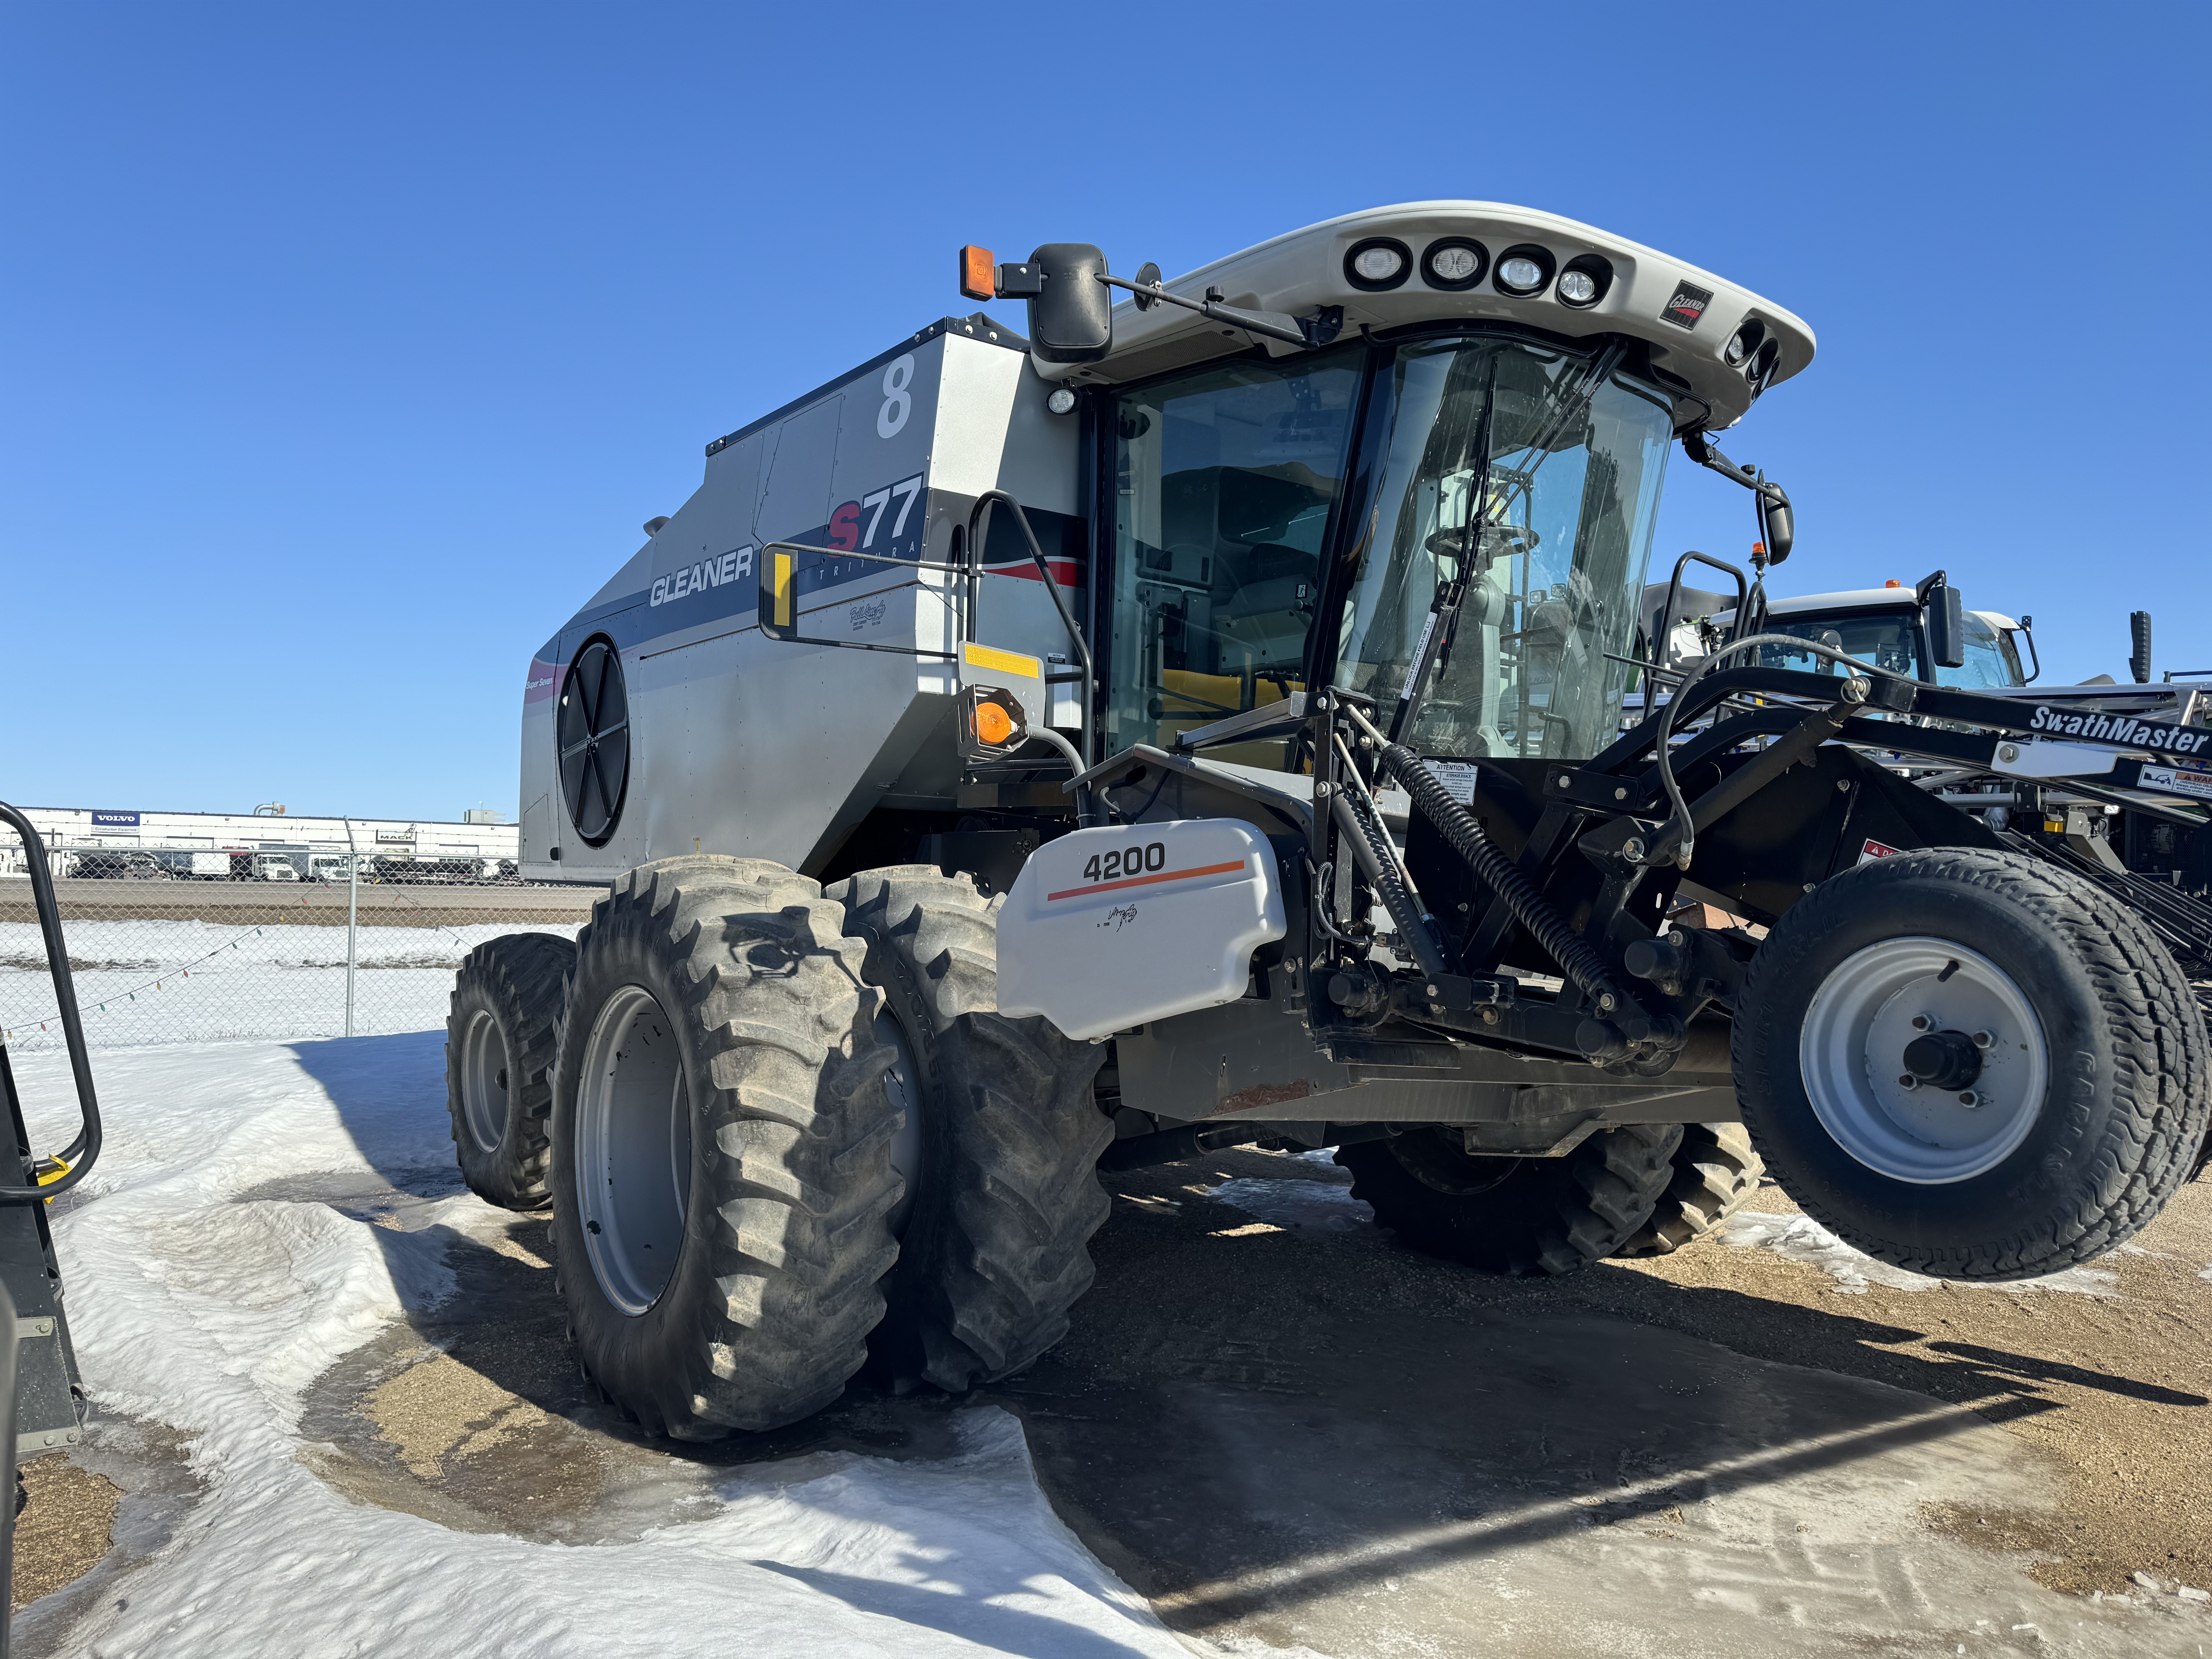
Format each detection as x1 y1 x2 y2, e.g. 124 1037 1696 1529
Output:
557 635 629 847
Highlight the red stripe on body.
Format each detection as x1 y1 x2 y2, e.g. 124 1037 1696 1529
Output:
1046 859 1247 903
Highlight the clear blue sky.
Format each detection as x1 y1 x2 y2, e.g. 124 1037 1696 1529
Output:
4 3 2203 821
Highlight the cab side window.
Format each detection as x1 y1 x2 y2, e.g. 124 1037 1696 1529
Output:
1107 351 1360 768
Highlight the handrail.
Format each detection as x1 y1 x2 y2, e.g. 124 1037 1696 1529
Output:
0 802 102 1201
966 490 1097 768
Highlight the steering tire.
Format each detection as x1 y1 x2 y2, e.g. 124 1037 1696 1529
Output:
1733 847 2210 1279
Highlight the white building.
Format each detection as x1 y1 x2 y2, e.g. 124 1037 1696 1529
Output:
0 806 520 881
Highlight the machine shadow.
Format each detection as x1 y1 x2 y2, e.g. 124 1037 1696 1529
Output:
283 1030 468 1196
280 1036 2164 1630
969 1168 2149 1630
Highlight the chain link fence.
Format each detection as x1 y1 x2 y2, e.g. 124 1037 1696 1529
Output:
1 846 602 1054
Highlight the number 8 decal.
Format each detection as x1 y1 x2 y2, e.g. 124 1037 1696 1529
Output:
878 354 914 439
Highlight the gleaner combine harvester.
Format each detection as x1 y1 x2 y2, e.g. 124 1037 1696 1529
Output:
448 203 2212 1439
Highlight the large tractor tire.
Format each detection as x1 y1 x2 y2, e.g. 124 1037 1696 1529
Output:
446 932 576 1211
1612 1123 1764 1259
1734 847 2211 1280
547 857 902 1438
1336 1123 1683 1276
828 867 1112 1392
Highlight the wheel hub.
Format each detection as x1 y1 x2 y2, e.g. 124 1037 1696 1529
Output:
1799 937 2048 1184
1901 1029 1984 1091
575 985 692 1314
460 1008 511 1154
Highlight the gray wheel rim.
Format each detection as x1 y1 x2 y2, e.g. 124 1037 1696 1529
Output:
879 1014 923 1240
1798 936 2048 1185
576 985 693 1314
460 1008 511 1155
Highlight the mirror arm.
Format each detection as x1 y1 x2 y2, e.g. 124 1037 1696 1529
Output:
1683 429 1793 566
1680 429 1762 490
1682 431 1789 508
1094 274 1338 349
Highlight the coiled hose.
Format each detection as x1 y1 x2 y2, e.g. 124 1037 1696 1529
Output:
1373 740 1631 1017
1330 779 1450 981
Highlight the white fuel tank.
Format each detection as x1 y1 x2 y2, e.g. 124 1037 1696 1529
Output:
996 819 1286 1043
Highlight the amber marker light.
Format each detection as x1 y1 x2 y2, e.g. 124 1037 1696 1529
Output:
957 685 1029 763
958 245 997 301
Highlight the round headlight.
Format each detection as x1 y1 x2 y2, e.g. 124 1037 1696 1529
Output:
1555 253 1612 308
1354 246 1403 281
1431 245 1479 282
1046 387 1077 416
1492 246 1556 297
1420 237 1488 290
1498 257 1544 291
1343 238 1412 291
1724 319 1765 368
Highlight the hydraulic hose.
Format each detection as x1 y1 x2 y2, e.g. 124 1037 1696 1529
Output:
1328 787 1450 981
1371 741 1633 1020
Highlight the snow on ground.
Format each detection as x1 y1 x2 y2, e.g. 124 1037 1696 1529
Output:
1200 1153 2126 1298
1201 1177 1371 1233
1717 1210 2122 1297
10 1037 1187 1658
0 919 578 1053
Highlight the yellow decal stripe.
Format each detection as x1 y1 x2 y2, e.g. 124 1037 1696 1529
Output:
963 641 1043 680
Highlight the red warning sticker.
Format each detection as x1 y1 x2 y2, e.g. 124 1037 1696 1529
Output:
1858 838 1901 864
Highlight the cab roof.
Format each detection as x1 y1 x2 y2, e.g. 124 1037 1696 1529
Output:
1763 588 1921 615
1038 201 1815 433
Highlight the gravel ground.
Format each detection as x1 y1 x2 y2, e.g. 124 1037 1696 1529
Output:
11 1457 118 1610
14 1141 2212 1654
1614 1176 2212 1597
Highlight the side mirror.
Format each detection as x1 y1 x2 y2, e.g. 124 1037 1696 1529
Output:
1757 484 1793 564
958 242 1113 364
1023 243 1113 364
2130 610 2153 684
1917 570 1965 670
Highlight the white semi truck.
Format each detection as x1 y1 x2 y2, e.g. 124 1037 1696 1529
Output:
451 203 2210 1439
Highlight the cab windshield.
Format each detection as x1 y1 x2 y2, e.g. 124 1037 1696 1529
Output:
1941 612 2026 689
1759 608 2025 687
1332 336 1674 760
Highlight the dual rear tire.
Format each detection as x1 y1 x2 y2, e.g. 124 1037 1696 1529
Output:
452 857 1110 1438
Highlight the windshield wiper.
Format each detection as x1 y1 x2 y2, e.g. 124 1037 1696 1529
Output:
1386 340 1628 744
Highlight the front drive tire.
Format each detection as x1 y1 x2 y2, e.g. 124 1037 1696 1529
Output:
549 857 902 1438
829 867 1112 1392
1612 1123 1764 1259
1337 1123 1684 1276
1733 847 2210 1280
446 933 576 1211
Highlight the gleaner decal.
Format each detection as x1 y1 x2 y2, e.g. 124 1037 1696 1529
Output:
2028 706 2212 755
1660 281 1713 330
652 546 756 608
